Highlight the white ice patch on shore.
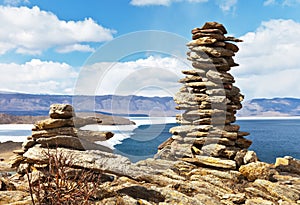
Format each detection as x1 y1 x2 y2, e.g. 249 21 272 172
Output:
0 124 33 142
0 124 34 130
80 117 176 149
0 135 28 143
0 117 177 146
80 124 136 150
128 117 176 126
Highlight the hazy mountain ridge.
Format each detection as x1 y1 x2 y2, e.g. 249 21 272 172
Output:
1 93 300 117
237 98 300 117
0 93 177 116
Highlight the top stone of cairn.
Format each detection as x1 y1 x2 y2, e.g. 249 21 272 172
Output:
49 104 75 119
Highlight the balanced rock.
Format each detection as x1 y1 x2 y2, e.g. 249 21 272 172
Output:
156 22 253 170
49 104 75 119
201 22 228 34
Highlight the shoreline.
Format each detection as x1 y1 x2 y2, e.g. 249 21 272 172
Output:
1 116 300 171
0 117 173 166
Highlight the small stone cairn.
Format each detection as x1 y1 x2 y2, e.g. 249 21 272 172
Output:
156 22 255 170
10 104 112 173
26 104 85 151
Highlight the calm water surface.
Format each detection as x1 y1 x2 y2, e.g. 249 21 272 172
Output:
1 119 299 163
115 119 300 163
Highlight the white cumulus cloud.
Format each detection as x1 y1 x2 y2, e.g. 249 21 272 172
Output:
234 19 300 99
56 44 95 53
0 56 189 96
75 56 188 97
0 59 78 94
0 6 115 55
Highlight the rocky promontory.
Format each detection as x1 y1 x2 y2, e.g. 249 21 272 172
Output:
1 22 300 204
0 112 134 125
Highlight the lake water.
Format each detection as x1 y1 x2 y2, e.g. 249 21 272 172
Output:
1 118 300 163
0 124 33 142
238 119 300 163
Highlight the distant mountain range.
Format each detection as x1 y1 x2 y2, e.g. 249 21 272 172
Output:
0 93 177 117
0 93 300 117
237 98 300 117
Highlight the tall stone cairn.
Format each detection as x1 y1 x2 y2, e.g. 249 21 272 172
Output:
156 22 254 170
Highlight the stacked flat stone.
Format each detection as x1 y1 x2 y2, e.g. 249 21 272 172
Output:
156 22 253 170
25 104 85 151
10 104 115 174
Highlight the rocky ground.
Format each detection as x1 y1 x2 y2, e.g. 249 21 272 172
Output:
0 146 300 204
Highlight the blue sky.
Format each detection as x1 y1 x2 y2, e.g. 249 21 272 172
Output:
0 0 300 100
